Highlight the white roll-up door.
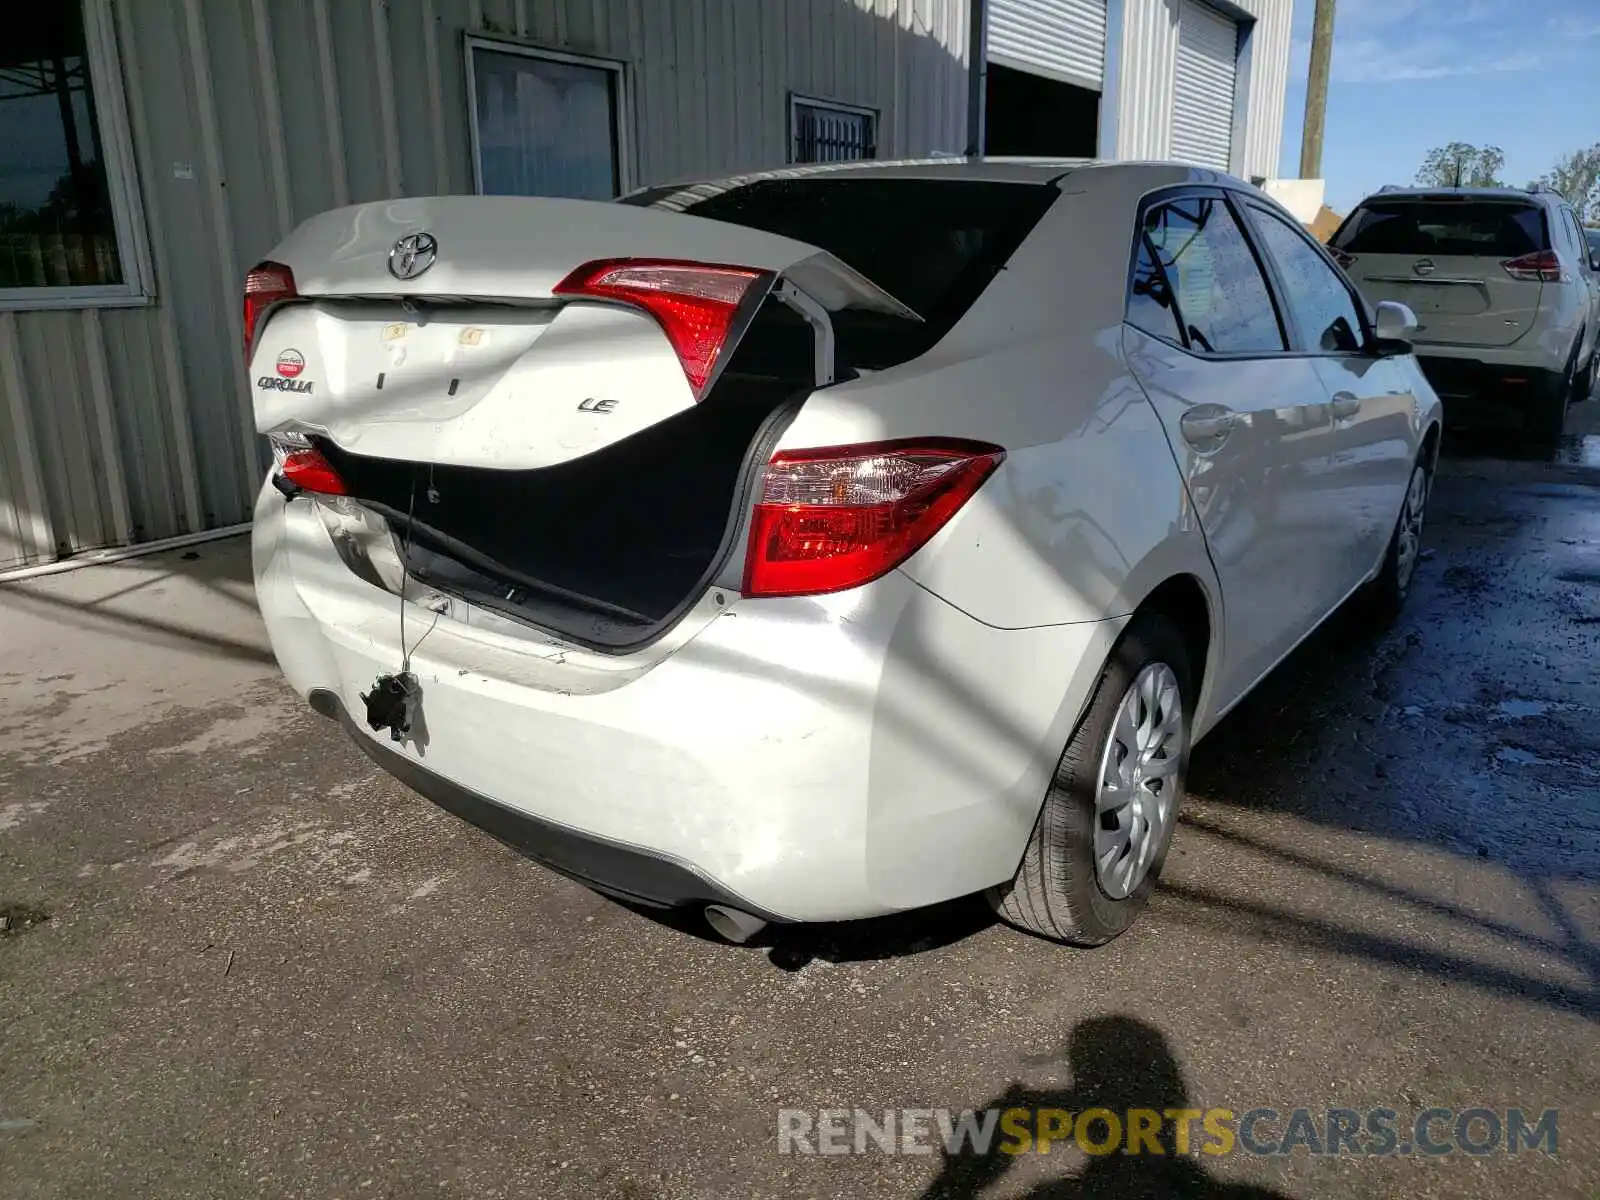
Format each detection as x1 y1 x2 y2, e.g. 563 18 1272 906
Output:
988 0 1108 92
1170 0 1238 170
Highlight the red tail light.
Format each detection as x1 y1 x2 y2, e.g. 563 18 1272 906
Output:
1501 250 1564 283
276 444 347 496
553 259 768 398
742 439 1005 598
1329 247 1357 270
244 261 297 361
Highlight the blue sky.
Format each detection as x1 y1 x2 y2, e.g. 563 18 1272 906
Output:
1278 0 1600 213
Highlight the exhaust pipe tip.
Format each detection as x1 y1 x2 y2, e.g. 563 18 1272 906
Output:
704 904 767 945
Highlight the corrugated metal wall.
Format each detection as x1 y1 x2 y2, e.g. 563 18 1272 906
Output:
1111 0 1291 180
0 0 969 571
1234 0 1291 177
1112 0 1179 161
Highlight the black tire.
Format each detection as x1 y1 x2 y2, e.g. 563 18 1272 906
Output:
1529 352 1576 438
1363 458 1431 625
990 613 1193 946
1574 349 1598 404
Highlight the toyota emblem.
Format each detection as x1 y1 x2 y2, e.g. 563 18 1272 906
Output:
388 232 438 281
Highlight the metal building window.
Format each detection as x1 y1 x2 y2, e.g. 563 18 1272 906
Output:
0 0 150 310
789 96 877 165
466 38 629 200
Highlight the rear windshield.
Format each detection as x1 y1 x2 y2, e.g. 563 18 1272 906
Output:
1331 199 1549 258
619 177 1057 368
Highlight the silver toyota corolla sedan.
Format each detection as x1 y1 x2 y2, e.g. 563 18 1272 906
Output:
248 159 1441 946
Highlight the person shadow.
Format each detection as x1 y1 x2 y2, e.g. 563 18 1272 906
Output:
918 1016 1294 1199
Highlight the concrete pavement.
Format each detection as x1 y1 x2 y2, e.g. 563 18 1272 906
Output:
2 418 1597 1198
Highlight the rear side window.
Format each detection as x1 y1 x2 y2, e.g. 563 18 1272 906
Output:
1143 197 1286 355
1588 228 1600 261
1332 200 1548 258
1560 209 1581 249
1247 204 1364 353
1127 238 1185 346
620 178 1057 368
1561 210 1592 265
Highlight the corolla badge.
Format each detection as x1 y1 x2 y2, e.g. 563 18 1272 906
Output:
388 232 438 281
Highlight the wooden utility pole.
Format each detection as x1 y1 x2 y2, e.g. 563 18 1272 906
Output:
1298 0 1337 178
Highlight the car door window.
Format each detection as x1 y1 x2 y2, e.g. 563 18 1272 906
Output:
1126 237 1185 346
1142 197 1285 355
1246 204 1365 353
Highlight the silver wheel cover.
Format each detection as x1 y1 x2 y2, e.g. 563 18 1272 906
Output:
1093 662 1185 900
1395 465 1428 591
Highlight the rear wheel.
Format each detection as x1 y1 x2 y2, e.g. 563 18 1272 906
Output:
1531 349 1577 437
990 614 1192 946
1574 348 1598 404
1363 458 1430 624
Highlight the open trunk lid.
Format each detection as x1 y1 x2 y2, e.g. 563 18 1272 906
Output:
268 195 916 313
249 195 915 469
252 180 1051 654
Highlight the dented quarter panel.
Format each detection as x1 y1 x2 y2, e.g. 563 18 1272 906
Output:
769 170 1216 641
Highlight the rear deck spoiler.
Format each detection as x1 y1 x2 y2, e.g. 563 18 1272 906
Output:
267 195 921 324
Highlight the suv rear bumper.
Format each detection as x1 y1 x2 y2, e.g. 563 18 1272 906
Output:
1414 355 1563 429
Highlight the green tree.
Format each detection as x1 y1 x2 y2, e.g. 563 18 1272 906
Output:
1414 143 1506 189
1537 145 1600 222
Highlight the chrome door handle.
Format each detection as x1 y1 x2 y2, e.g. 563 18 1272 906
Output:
1180 407 1237 446
1330 392 1362 420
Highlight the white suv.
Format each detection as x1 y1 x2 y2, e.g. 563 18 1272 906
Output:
1331 186 1600 436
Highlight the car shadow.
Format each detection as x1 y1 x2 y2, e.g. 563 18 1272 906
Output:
625 892 999 969
1440 424 1600 467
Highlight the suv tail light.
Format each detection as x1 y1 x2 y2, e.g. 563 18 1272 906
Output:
269 434 347 496
1501 250 1564 283
554 259 769 398
742 439 1005 598
1328 247 1357 270
244 261 298 361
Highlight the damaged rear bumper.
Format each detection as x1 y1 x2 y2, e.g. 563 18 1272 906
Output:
308 687 785 918
253 479 1122 923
